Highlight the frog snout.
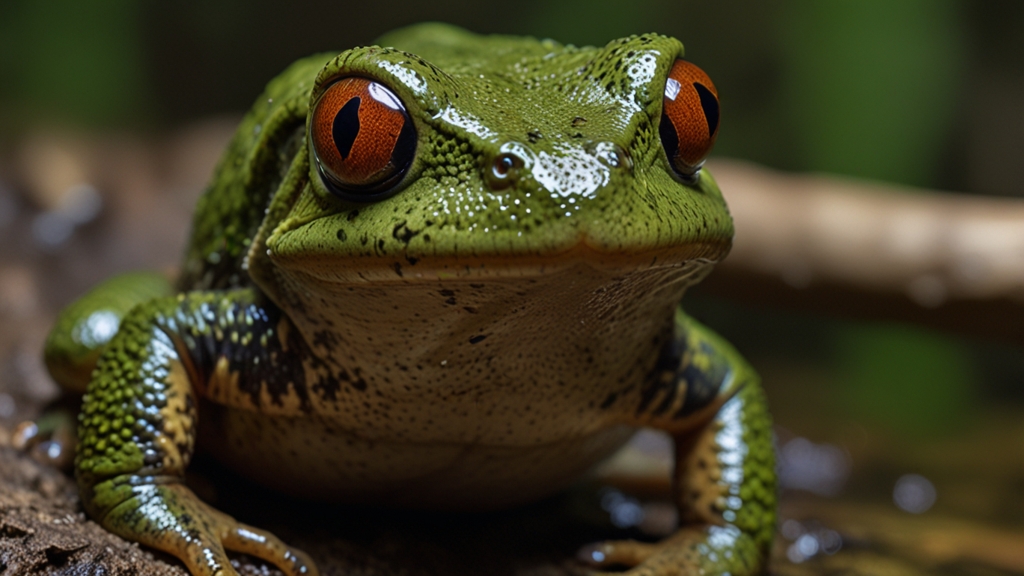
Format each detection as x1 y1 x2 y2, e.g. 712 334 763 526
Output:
483 139 632 200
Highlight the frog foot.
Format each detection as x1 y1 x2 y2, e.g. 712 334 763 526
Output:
578 526 763 576
11 408 77 471
97 481 318 576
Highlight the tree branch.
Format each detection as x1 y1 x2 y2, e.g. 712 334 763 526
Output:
702 159 1024 343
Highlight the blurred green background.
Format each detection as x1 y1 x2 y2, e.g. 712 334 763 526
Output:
0 0 1022 522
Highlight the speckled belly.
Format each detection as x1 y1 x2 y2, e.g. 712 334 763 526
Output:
199 403 636 510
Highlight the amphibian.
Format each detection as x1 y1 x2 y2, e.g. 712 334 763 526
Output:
43 23 776 576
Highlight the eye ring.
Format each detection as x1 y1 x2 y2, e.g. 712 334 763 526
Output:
659 60 719 183
310 77 417 201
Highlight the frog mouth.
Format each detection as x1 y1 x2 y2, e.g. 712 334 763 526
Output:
267 222 730 284
263 165 733 284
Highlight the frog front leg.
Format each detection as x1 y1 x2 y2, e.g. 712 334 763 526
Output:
75 289 318 576
14 272 174 469
583 311 776 576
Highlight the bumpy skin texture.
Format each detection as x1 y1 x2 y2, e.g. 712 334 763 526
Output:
50 23 776 576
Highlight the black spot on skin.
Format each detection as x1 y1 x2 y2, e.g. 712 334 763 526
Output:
336 228 347 242
439 289 457 306
527 130 543 143
405 256 419 266
600 392 618 409
332 97 361 159
312 373 342 401
463 306 478 314
392 221 419 244
638 333 682 414
183 299 312 413
469 335 487 344
572 116 587 127
393 262 403 277
674 344 729 419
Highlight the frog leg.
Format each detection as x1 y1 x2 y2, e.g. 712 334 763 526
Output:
583 310 776 576
15 272 174 469
76 289 318 576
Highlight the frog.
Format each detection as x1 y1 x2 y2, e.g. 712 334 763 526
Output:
40 22 776 576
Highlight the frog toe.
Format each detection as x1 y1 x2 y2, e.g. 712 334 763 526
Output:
97 482 318 576
578 527 762 576
216 514 318 576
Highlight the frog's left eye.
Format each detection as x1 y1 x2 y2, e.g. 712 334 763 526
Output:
311 77 417 199
659 60 719 183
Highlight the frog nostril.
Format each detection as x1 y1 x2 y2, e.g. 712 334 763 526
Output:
486 152 526 190
493 154 517 176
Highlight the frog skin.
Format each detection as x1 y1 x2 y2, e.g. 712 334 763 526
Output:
44 23 776 576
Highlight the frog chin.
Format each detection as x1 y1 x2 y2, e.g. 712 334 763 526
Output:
259 253 713 448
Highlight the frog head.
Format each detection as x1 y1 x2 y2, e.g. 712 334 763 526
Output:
246 24 731 374
255 22 730 277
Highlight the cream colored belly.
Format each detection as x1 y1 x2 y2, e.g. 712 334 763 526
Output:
199 404 636 510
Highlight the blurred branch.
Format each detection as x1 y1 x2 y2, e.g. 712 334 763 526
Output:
703 158 1024 344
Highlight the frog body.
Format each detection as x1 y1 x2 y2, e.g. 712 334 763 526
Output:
47 23 776 576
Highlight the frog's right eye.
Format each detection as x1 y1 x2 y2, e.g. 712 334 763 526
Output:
311 77 417 199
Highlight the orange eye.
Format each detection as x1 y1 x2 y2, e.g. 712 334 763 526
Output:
311 77 416 199
659 60 719 182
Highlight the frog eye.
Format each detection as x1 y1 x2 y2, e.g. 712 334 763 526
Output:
659 60 719 182
311 77 417 199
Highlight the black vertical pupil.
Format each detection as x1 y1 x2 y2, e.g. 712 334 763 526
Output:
693 83 719 136
333 96 361 159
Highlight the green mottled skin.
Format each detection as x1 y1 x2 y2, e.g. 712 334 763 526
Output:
49 23 775 576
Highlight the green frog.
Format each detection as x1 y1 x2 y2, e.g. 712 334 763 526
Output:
42 23 775 576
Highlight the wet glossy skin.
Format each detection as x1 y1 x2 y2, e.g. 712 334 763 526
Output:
45 24 775 576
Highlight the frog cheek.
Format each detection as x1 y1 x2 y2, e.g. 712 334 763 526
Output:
659 59 720 184
310 77 417 201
